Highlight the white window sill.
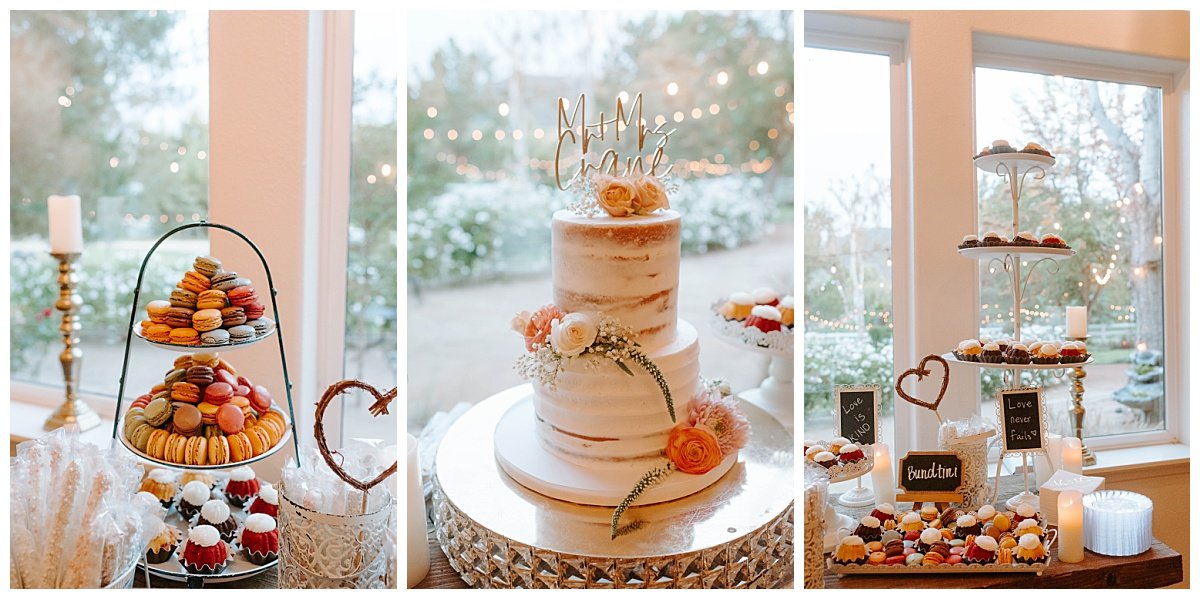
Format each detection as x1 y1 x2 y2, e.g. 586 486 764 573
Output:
825 442 1190 494
10 400 118 449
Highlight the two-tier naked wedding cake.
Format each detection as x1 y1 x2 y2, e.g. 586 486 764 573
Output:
496 94 750 536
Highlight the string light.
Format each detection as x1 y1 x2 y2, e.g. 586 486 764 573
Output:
666 82 679 96
716 71 728 85
427 107 437 118
498 103 509 117
756 61 769 75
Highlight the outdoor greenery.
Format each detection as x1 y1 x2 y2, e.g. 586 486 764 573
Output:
407 11 794 290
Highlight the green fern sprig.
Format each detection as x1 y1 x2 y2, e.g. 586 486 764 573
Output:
611 461 674 539
629 348 675 422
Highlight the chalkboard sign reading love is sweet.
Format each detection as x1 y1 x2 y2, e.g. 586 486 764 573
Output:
999 387 1046 453
896 452 964 503
834 385 879 446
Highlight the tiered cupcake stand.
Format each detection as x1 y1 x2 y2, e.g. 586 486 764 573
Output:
940 153 1092 511
709 304 794 433
111 222 301 587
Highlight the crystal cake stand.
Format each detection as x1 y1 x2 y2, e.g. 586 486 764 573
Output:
432 384 794 588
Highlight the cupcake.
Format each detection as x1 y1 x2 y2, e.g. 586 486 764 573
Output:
955 514 982 539
248 485 280 519
838 443 865 464
974 146 991 159
177 480 212 522
1027 341 1045 355
719 292 754 321
964 535 999 564
869 503 896 525
146 519 181 564
224 466 261 507
916 527 942 553
997 338 1012 354
981 341 1004 364
853 516 883 543
981 231 1006 246
240 513 280 565
1014 533 1047 564
1015 518 1045 541
1021 142 1052 157
814 451 838 469
804 445 826 462
1060 341 1088 364
958 234 980 249
1005 342 1031 364
744 305 783 333
134 491 169 518
1032 343 1060 365
899 512 924 532
976 504 997 523
939 507 959 528
832 535 868 565
920 504 938 523
778 296 795 327
991 139 1017 153
1040 233 1069 249
181 471 217 490
181 525 229 575
139 468 179 509
829 436 850 455
751 286 780 306
196 499 239 544
1011 503 1040 524
958 339 983 362
1012 231 1038 246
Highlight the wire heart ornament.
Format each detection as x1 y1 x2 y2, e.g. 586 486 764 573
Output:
895 354 950 424
314 379 398 493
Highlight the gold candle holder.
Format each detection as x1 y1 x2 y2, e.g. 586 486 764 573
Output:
1067 336 1096 466
44 252 100 431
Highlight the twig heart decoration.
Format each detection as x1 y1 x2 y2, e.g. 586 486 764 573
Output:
314 379 398 493
895 354 950 424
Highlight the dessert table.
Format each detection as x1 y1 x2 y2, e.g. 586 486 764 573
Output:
135 569 278 589
822 475 1182 589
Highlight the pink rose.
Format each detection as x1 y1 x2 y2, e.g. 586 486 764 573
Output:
523 304 564 352
632 174 668 214
595 175 637 217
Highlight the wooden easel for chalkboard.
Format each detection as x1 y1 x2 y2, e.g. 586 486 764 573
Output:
992 386 1053 505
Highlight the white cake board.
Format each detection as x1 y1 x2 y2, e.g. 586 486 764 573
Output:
495 396 738 507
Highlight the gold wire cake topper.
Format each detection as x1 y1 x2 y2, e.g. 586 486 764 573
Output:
554 92 676 191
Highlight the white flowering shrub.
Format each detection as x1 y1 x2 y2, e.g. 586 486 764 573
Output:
803 332 894 416
408 176 781 287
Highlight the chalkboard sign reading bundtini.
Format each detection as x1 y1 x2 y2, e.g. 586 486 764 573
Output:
834 385 879 446
999 387 1046 453
896 451 964 504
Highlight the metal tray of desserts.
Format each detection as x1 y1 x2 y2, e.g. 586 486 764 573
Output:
132 323 276 353
118 407 292 471
828 528 1057 576
140 486 278 587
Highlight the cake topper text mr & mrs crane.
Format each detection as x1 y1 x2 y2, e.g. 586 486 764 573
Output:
554 92 675 191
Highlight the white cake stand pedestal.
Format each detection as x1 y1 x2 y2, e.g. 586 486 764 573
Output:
432 384 795 589
709 311 794 434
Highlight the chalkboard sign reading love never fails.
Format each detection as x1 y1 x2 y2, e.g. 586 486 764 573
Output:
998 387 1046 453
834 385 879 446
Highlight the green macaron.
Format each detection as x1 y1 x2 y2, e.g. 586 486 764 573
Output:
164 368 188 386
131 423 156 452
144 397 174 428
169 288 198 309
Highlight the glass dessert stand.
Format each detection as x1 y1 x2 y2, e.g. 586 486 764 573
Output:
112 222 300 587
432 384 794 588
708 306 794 433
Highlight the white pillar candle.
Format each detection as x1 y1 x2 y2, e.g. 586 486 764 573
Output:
1065 306 1087 338
47 195 83 254
1062 437 1083 475
1035 434 1062 487
1058 490 1085 563
871 442 895 505
407 434 430 588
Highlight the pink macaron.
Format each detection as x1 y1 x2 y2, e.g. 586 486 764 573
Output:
204 382 234 406
250 385 272 415
216 403 245 435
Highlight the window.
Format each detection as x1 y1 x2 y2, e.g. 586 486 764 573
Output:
802 47 893 443
10 10 209 400
342 14 398 442
407 11 794 431
974 67 1166 439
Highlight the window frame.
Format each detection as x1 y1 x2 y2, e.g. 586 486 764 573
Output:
804 11 1189 460
9 11 363 453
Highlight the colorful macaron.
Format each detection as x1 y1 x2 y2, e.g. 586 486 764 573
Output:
166 306 196 328
192 309 223 332
144 323 172 343
213 275 251 293
229 325 255 343
244 303 266 320
217 403 245 435
172 382 202 404
179 271 212 294
144 397 174 427
228 286 259 308
220 306 247 327
246 318 273 337
146 300 172 324
187 365 215 386
197 401 220 426
204 382 234 406
173 403 202 436
196 289 228 311
169 288 199 310
193 256 223 278
201 328 230 346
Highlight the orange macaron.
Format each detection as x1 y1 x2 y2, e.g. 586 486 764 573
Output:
228 432 253 463
207 435 230 465
147 429 171 459
185 436 208 466
166 433 188 464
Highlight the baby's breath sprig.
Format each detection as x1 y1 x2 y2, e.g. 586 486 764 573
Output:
611 461 674 539
566 175 602 217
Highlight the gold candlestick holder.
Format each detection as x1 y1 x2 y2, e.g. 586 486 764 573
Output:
1067 336 1096 466
44 252 100 432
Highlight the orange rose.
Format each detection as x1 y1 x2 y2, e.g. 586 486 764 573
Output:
665 425 723 474
524 304 564 352
632 174 668 214
595 175 637 217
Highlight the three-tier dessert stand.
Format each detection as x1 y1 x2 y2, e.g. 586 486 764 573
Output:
941 152 1093 511
112 222 301 587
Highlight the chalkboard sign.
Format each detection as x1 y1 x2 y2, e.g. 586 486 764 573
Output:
897 451 963 496
834 385 879 446
998 387 1046 453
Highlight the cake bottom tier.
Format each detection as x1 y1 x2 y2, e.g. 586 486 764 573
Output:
495 396 737 507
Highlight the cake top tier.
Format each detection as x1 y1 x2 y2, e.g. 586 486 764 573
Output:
551 209 681 352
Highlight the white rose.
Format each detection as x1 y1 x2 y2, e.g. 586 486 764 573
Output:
549 312 599 357
632 174 669 214
511 310 531 335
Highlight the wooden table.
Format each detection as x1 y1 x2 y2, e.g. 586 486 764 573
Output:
822 476 1182 589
